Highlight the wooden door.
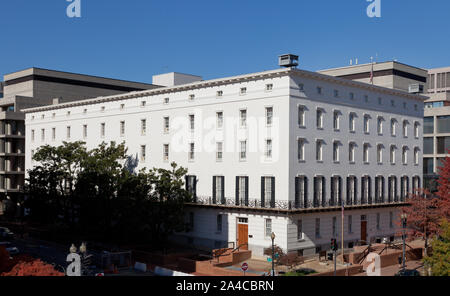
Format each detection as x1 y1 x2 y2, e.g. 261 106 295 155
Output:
237 224 248 250
361 221 367 244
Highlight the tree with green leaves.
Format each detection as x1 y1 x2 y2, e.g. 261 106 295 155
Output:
424 219 450 276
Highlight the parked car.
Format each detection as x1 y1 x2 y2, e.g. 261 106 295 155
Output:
0 241 20 255
395 269 421 276
0 227 14 239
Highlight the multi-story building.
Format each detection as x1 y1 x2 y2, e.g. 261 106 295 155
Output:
423 67 450 191
0 67 159 216
23 57 425 257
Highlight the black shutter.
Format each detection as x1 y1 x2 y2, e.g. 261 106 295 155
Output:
212 176 217 204
353 177 357 205
235 176 240 206
418 177 421 190
271 177 275 208
193 176 197 202
400 177 404 201
361 177 365 204
322 177 326 207
338 177 342 206
382 177 385 203
221 176 225 204
394 177 398 202
261 177 265 207
245 176 249 206
185 176 188 192
304 176 308 209
368 176 372 204
406 177 410 197
375 177 379 204
388 177 392 202
346 177 350 206
295 177 299 208
330 177 335 206
313 177 318 207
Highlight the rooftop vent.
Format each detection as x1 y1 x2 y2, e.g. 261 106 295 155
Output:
278 54 299 68
408 84 424 94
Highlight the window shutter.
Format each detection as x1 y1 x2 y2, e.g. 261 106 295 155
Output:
353 177 357 205
235 176 240 206
295 177 300 208
212 176 217 204
330 177 335 206
361 177 365 204
388 177 392 202
406 177 410 197
261 177 265 207
185 176 189 191
338 177 342 206
346 177 350 205
271 177 275 208
382 177 385 203
245 176 249 206
221 176 225 204
394 177 398 202
375 177 379 204
322 177 326 207
193 176 197 202
368 176 372 204
304 176 308 208
313 177 318 207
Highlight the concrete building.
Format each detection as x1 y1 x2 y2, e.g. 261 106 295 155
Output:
0 67 159 216
423 67 450 191
23 57 425 257
318 61 428 93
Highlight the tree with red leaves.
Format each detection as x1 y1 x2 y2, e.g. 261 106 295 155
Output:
436 151 450 220
399 189 441 254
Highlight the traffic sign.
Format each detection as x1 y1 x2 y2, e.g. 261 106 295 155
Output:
241 262 249 272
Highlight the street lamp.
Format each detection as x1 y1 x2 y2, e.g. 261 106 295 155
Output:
271 232 276 277
401 213 408 271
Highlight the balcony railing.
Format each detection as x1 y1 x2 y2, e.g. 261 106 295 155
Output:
191 196 407 210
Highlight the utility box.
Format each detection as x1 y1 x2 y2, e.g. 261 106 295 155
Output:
279 54 299 68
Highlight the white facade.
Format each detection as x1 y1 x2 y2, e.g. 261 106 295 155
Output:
23 67 425 257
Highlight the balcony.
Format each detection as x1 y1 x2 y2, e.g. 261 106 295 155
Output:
187 196 408 213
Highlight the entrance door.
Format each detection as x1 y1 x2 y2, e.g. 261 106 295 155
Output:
237 224 249 250
361 221 367 244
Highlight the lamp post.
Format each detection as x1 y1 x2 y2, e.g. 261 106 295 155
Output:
271 232 276 276
401 213 408 271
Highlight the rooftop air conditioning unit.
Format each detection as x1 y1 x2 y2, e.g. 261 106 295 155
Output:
409 84 424 94
279 54 299 68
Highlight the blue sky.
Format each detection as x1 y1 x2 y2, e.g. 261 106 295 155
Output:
0 0 448 83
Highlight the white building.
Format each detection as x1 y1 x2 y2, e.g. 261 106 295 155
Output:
23 59 425 257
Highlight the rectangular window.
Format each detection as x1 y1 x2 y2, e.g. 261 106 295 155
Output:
265 219 272 237
216 142 223 161
364 115 370 133
189 94 195 101
164 97 170 104
414 148 419 165
189 143 195 160
83 125 87 138
316 140 323 161
424 137 434 154
403 121 408 137
298 106 305 127
349 143 355 163
316 109 323 129
31 130 35 142
298 138 305 161
377 145 383 163
240 141 247 161
164 117 170 133
101 123 105 138
349 113 355 132
214 176 224 203
240 110 247 127
41 129 45 141
297 219 303 240
437 137 450 154
52 128 56 141
437 116 450 133
266 107 273 126
216 112 223 129
163 144 169 161
334 90 339 98
120 121 125 136
424 117 434 134
333 111 340 130
238 177 247 203
363 144 369 163
120 104 125 110
402 147 408 164
377 118 383 135
141 145 146 162
240 88 247 95
333 142 339 162
265 139 272 159
189 115 195 131
266 84 273 91
66 126 71 139
390 146 396 164
414 122 420 138
317 87 322 94
216 91 223 97
141 119 146 136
